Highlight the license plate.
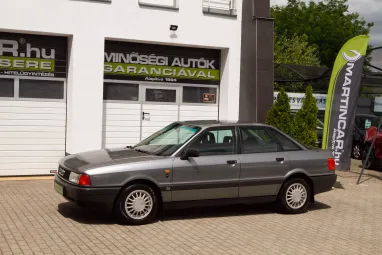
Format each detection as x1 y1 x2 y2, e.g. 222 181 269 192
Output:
54 181 64 196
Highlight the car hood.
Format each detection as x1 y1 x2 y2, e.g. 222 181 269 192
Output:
59 147 163 172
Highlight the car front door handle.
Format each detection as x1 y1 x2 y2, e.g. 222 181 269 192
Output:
276 158 284 162
227 160 237 165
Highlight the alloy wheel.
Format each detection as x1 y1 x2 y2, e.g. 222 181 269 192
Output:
125 190 153 220
286 183 308 209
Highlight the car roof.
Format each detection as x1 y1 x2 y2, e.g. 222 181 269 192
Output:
177 120 270 128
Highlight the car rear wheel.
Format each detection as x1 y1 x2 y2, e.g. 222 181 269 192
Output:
278 178 310 214
115 184 158 225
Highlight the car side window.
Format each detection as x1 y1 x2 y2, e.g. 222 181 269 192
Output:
239 126 279 153
267 128 302 151
188 128 236 156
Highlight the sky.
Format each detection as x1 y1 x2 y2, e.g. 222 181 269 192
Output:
270 0 382 68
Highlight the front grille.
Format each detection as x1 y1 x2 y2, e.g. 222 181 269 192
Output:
57 166 71 180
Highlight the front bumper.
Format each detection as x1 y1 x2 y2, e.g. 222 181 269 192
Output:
311 173 337 195
54 175 120 212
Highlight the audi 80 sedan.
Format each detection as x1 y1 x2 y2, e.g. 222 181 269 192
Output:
54 121 337 225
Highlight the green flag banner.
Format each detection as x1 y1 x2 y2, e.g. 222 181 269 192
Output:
322 35 370 170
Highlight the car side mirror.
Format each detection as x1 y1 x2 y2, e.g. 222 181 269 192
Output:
180 148 200 160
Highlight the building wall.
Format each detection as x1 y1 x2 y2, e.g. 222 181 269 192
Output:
1 0 274 155
239 0 274 123
1 0 244 154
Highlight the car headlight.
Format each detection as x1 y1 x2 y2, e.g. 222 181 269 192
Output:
68 172 91 186
69 172 80 183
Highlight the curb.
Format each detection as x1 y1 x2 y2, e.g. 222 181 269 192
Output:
0 176 54 182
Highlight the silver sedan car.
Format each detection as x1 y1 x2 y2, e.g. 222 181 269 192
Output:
54 121 337 225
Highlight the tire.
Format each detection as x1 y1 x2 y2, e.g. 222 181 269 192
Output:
362 145 375 170
277 178 310 214
352 143 362 160
115 184 159 225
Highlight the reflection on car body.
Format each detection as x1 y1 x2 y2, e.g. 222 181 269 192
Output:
54 121 337 225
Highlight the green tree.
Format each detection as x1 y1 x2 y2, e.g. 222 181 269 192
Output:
275 34 321 67
292 85 318 147
271 0 374 68
266 87 292 135
274 33 321 91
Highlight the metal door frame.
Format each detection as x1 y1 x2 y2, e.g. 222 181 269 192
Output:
140 83 181 140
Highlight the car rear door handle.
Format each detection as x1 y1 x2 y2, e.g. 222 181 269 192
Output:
227 160 237 165
276 158 284 162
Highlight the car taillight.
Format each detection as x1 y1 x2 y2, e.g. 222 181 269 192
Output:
328 158 335 171
78 174 91 186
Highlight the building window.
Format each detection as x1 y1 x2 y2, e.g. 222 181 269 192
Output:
145 89 176 103
103 83 139 101
183 86 217 104
19 79 64 99
0 78 14 98
202 0 237 16
138 0 178 9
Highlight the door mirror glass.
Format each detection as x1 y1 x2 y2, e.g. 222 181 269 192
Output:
180 148 200 160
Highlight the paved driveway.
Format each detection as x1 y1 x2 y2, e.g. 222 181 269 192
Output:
1 161 382 255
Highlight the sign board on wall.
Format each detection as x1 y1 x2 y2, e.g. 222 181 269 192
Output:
104 41 221 85
273 92 327 110
0 32 67 78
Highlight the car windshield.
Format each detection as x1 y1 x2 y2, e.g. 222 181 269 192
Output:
133 123 201 156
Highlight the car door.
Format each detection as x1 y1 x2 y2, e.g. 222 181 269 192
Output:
238 126 291 198
172 126 240 201
267 127 325 175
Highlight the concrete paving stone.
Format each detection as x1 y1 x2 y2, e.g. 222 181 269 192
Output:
0 162 382 254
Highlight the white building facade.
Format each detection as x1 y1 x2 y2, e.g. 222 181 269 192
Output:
0 0 273 176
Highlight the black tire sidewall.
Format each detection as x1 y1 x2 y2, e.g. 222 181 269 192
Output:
116 184 158 225
278 178 310 214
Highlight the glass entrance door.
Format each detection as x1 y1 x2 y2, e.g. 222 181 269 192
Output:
140 85 180 140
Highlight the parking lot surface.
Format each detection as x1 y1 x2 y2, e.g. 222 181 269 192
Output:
1 161 382 255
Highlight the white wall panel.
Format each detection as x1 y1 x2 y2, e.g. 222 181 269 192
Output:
102 102 141 148
0 101 66 176
180 105 219 121
141 104 179 140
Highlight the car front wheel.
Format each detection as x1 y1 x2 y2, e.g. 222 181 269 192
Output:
278 178 310 214
115 184 159 225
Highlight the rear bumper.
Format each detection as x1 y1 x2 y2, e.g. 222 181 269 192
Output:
311 173 337 195
54 175 120 212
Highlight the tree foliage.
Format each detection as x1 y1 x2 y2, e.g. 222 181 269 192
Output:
266 87 292 135
274 34 321 91
275 34 321 66
292 85 319 147
271 0 374 68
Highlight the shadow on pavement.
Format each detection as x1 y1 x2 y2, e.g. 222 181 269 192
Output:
57 202 117 225
58 201 332 225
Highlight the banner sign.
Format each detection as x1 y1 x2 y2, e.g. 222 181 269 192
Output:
104 41 221 85
273 92 327 110
322 35 370 170
0 32 67 78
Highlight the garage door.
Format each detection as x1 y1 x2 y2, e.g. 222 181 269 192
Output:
0 78 66 176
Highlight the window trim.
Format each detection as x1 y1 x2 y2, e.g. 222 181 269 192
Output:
180 85 219 105
138 0 179 10
103 82 140 102
238 125 282 154
0 76 66 102
0 78 15 98
176 126 238 157
266 127 306 152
